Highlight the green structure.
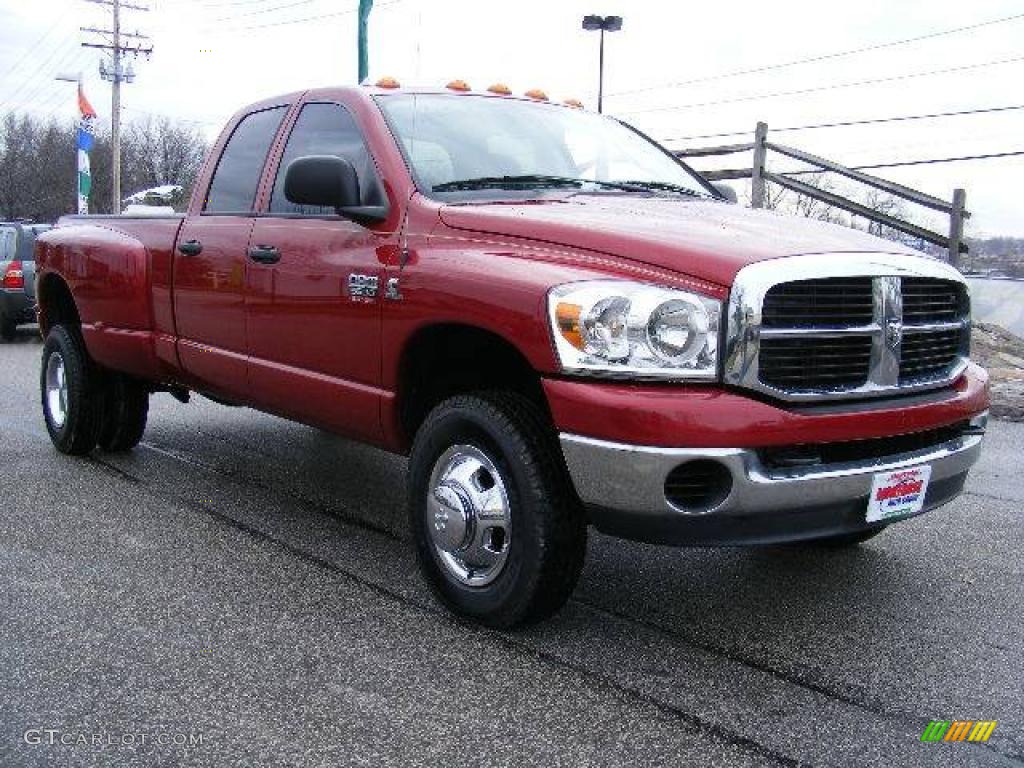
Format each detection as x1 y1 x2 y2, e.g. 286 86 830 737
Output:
358 0 373 83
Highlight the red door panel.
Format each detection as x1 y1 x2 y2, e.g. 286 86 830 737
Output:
173 216 253 399
245 217 390 442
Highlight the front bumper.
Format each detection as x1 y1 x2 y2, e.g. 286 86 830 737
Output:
559 416 986 547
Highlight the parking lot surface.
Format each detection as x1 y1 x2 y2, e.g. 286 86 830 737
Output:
1 328 1021 767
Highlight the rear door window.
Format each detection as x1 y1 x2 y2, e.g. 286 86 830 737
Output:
204 106 287 214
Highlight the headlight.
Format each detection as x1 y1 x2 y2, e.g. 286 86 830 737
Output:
548 280 720 380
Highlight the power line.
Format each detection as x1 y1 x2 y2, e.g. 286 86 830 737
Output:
771 150 1024 178
609 11 1024 98
662 103 1024 143
0 17 65 82
37 51 97 120
620 55 1024 116
2 27 83 106
204 0 403 32
844 150 1024 171
213 0 317 22
185 0 290 8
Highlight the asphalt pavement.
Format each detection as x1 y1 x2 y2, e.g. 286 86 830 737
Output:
1 326 1021 767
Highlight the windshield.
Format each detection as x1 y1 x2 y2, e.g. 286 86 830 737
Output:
375 94 713 200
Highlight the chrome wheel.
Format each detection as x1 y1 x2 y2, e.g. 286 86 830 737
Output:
45 352 68 429
427 444 512 587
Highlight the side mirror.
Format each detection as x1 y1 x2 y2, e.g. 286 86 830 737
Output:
284 155 388 224
712 182 737 203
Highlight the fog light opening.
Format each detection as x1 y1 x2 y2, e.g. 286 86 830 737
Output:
664 460 733 513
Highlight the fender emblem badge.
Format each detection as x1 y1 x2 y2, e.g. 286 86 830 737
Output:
349 274 379 299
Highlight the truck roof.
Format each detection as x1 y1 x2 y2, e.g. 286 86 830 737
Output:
239 83 586 114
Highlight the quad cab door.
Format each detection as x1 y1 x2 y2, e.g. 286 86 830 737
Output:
172 105 289 401
245 101 394 442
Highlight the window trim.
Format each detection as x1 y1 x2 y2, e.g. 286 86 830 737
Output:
200 105 290 217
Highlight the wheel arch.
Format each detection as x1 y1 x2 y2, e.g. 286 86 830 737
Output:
393 322 550 451
36 272 80 336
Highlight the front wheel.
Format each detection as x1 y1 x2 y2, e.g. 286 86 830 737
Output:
408 392 587 628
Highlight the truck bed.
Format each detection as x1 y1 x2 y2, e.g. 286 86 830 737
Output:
35 214 187 381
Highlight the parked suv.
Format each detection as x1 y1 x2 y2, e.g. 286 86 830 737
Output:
34 84 988 627
0 221 48 340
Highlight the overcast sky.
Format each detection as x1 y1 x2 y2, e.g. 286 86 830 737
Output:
2 0 1022 237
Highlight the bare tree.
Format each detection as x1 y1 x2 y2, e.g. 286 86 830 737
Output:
0 114 42 220
857 189 912 244
750 173 845 225
122 117 208 210
743 178 788 210
0 111 208 221
789 173 844 224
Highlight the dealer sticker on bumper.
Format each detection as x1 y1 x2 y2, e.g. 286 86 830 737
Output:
866 465 932 523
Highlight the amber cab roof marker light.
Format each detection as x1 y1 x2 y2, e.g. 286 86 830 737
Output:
563 98 584 109
375 76 401 89
446 79 471 92
524 88 549 101
487 83 512 95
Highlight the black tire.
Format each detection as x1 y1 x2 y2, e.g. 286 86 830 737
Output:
97 373 149 452
40 324 101 455
408 392 587 628
1 317 16 341
803 526 888 548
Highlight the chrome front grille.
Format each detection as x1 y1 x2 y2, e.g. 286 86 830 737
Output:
901 278 969 323
899 328 963 384
759 335 872 390
725 254 971 402
762 278 874 327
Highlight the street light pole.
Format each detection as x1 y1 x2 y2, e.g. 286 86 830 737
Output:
56 74 79 208
582 14 622 113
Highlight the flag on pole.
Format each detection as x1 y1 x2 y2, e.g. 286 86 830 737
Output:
78 85 97 120
76 84 96 215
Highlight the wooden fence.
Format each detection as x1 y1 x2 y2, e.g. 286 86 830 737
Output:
675 122 969 268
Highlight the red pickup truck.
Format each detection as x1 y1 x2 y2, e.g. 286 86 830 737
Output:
35 82 989 627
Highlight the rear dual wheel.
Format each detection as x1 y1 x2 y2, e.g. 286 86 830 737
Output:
41 324 149 455
96 373 149 452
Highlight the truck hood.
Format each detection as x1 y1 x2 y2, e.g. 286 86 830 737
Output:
438 195 917 287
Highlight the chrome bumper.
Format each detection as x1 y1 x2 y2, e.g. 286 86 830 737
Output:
559 418 985 545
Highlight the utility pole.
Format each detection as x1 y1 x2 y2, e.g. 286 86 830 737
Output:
81 0 152 214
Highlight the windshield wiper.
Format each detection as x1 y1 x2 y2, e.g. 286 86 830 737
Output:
432 175 585 192
431 174 709 198
614 180 709 197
